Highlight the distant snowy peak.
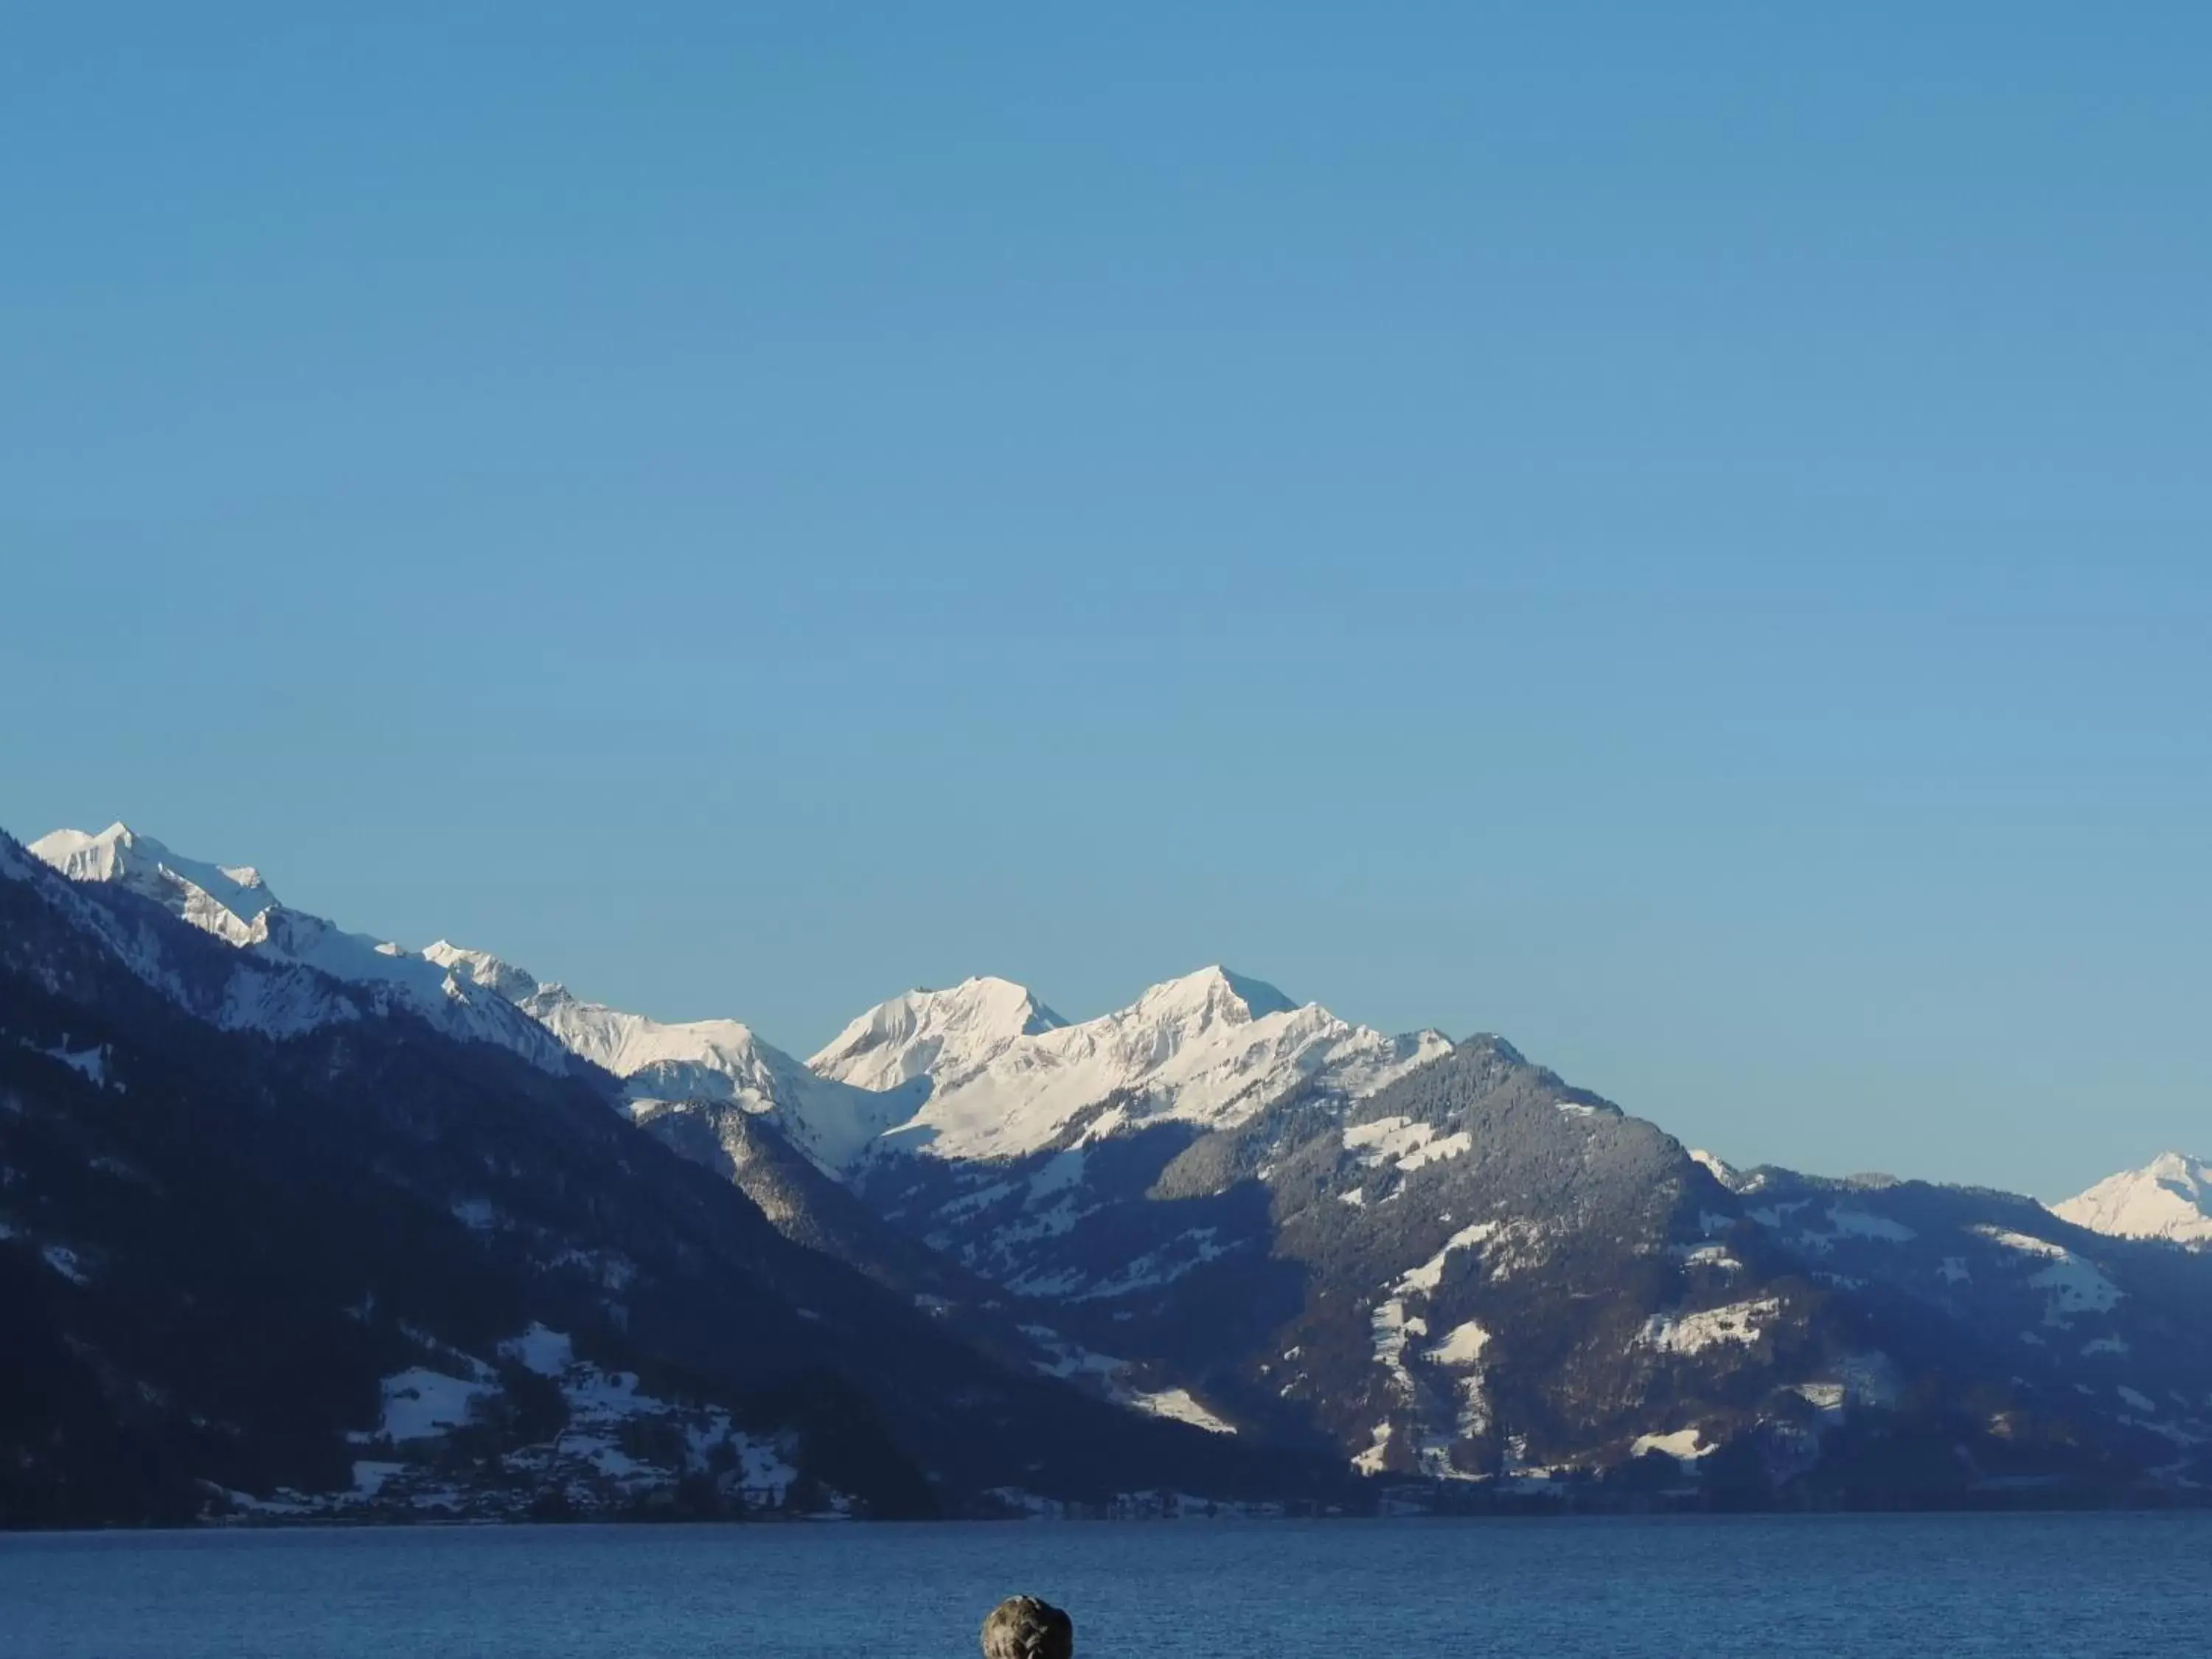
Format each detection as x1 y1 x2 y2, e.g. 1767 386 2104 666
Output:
834 964 1453 1164
31 825 573 1073
1130 964 1298 1027
29 822 274 947
809 975 1068 1093
2055 1152 2212 1246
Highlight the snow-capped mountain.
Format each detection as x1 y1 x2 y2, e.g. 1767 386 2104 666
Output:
433 947 1447 1174
2055 1152 2212 1246
29 824 575 1073
810 976 1069 1093
818 965 1453 1164
31 823 276 946
425 943 925 1172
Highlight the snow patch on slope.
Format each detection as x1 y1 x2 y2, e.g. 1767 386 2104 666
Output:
302 1325 814 1517
378 1367 494 1441
1973 1225 2124 1325
1638 1298 1781 1355
35 1042 109 1085
1425 1320 1492 1368
1343 1117 1473 1175
1024 1328 1239 1433
1632 1427 1714 1469
1354 1224 1502 1475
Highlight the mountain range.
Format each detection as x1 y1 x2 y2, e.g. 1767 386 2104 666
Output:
4 819 2207 1524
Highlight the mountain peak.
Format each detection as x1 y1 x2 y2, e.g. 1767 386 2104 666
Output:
422 940 543 1002
31 821 139 880
30 822 279 945
26 822 584 1074
817 963 1448 1164
1135 965 1298 1025
810 975 1067 1093
2054 1152 2212 1246
928 974 1063 1024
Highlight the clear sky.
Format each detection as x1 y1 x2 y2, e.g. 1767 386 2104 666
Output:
5 5 2208 1199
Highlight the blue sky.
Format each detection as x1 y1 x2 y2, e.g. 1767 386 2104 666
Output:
5 5 2207 1197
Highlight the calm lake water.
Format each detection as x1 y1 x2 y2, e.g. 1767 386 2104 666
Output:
2 1514 2206 1658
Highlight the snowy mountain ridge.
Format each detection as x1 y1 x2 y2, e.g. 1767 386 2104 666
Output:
2055 1152 2212 1246
28 824 574 1073
809 975 1070 1093
17 816 2212 1507
425 942 925 1173
31 823 275 947
439 949 1447 1170
31 823 1447 1177
824 964 1453 1164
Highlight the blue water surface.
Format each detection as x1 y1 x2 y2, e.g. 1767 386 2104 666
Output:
1 1514 2205 1658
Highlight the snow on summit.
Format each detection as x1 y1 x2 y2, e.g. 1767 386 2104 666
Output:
809 975 1068 1093
834 964 1453 1164
2055 1152 2212 1246
30 823 275 946
30 824 572 1072
437 953 1446 1173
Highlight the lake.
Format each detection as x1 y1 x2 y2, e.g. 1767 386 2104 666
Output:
1 1514 2205 1658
